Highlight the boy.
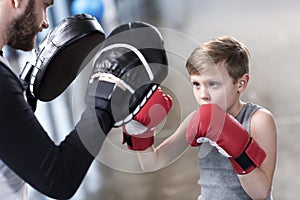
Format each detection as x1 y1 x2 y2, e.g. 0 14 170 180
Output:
122 36 277 199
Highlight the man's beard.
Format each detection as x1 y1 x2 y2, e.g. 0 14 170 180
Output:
7 0 41 51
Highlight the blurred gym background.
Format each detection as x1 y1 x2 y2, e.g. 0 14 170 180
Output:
4 0 300 199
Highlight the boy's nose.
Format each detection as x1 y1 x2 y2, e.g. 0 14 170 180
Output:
199 87 211 102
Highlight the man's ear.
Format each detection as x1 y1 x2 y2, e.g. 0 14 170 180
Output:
237 73 249 93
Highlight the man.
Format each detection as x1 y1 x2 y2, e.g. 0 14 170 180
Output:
0 1 104 199
0 0 53 51
0 0 171 199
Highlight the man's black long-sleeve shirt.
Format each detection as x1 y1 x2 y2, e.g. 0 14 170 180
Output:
0 54 112 199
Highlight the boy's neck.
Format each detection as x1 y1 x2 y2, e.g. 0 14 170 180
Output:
228 100 246 117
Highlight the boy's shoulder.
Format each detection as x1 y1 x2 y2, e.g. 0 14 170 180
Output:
252 104 274 121
244 102 274 119
250 103 276 135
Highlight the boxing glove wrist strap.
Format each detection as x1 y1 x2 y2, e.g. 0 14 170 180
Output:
230 137 266 174
122 120 154 151
122 132 154 151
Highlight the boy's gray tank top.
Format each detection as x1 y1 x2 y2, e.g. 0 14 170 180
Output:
197 102 272 200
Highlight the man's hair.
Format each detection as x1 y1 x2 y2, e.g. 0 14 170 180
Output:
185 36 250 83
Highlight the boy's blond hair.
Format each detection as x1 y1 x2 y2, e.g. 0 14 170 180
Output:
186 36 250 83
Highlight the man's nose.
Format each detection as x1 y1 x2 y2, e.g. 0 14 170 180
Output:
42 17 50 29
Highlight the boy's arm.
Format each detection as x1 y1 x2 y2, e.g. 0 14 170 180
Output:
238 108 277 199
136 112 194 172
186 104 276 199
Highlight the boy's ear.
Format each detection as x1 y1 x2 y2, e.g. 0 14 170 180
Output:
11 0 21 8
237 74 249 93
239 80 246 87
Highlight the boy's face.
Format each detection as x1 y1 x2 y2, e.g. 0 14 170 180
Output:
190 63 242 113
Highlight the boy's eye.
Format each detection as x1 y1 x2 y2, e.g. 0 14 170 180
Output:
208 82 220 88
192 81 200 88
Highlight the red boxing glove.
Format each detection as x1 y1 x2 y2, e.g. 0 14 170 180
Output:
122 87 172 150
186 104 266 174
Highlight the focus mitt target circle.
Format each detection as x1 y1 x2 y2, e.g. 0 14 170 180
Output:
21 13 105 101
